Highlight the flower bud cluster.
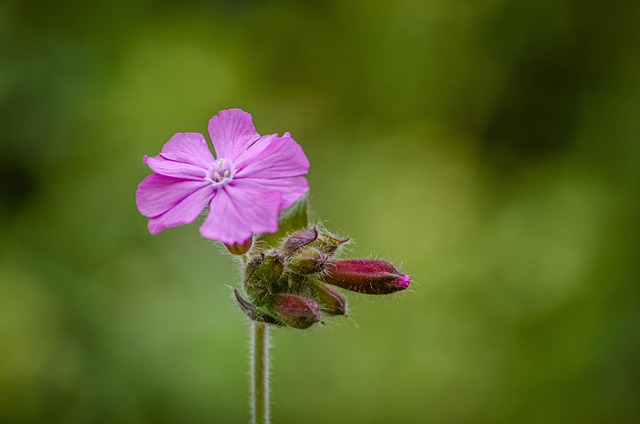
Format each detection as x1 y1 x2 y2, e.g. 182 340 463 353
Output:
234 226 410 329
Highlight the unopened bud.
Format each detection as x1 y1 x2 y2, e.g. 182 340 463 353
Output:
272 294 321 329
287 247 328 275
280 227 318 257
244 252 284 301
323 259 410 295
309 280 347 316
234 289 281 325
313 232 349 255
225 237 253 255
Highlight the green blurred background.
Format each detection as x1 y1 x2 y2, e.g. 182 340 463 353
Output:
1 0 639 423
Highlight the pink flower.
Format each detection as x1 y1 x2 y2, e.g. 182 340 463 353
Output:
136 109 310 245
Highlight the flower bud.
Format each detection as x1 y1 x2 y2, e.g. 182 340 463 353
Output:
323 259 410 295
234 289 280 325
225 237 253 255
287 247 328 275
272 294 321 329
280 227 318 257
309 280 347 316
244 252 284 301
313 232 349 255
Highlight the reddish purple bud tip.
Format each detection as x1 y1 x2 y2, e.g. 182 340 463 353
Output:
396 274 411 289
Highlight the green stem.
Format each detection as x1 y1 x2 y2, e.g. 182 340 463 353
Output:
252 322 270 424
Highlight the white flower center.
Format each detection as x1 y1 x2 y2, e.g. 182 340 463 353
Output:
206 158 236 188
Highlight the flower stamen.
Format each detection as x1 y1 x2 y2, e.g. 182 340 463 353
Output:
207 158 236 188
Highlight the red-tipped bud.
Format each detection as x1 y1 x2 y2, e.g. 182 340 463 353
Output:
280 227 318 257
225 237 253 255
310 280 347 316
323 259 410 295
272 294 321 329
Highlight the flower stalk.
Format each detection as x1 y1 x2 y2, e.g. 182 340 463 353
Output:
251 322 270 424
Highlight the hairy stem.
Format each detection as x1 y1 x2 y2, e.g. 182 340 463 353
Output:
251 322 270 424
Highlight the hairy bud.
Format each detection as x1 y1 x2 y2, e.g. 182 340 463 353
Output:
234 289 280 325
280 227 318 257
272 294 321 329
309 280 347 316
323 259 410 295
313 232 349 255
244 252 284 301
287 247 329 275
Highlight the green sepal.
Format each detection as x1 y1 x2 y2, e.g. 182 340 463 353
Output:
234 289 282 325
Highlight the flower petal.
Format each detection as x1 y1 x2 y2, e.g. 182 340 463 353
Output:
199 186 282 245
147 184 214 234
208 109 261 161
143 155 208 180
231 176 308 209
159 132 215 168
136 173 211 218
234 132 309 179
